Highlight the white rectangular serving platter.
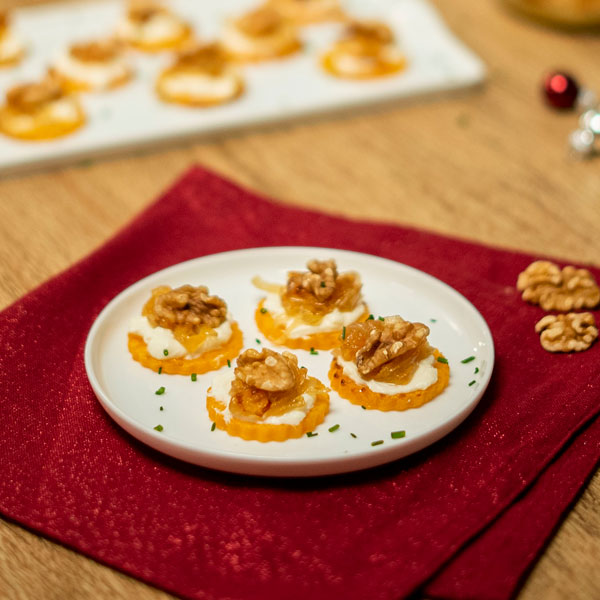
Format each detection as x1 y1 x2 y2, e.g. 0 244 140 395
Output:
0 0 485 175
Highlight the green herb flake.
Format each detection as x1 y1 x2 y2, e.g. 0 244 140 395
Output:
255 338 261 345
430 318 437 323
328 424 340 433
306 431 318 438
350 433 357 439
468 380 477 387
155 386 165 396
163 349 169 356
391 430 406 439
310 348 319 355
159 406 164 411
320 281 326 288
461 356 476 364
342 326 346 340
158 366 162 374
260 307 268 314
154 424 163 432
227 360 231 368
367 314 374 320
474 367 480 374
371 440 384 447
361 405 366 410
191 373 197 382
437 356 449 364
378 316 385 322
211 422 216 432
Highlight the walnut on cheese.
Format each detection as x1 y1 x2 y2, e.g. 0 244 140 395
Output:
535 312 598 353
7 77 63 112
235 7 283 36
69 39 123 63
517 260 600 311
234 348 299 392
355 316 429 376
148 285 227 329
287 259 337 301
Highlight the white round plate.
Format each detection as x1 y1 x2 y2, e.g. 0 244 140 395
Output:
85 247 494 477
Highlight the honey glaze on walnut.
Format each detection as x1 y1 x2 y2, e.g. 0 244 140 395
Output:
142 285 228 353
281 259 362 324
229 348 314 421
339 316 433 385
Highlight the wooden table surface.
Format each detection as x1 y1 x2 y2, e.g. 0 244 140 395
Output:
1 0 599 598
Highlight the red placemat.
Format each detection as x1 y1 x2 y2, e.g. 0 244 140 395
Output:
1 166 598 600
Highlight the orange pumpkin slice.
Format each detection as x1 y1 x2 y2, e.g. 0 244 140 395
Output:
329 349 450 411
128 322 243 375
255 299 370 351
207 375 330 442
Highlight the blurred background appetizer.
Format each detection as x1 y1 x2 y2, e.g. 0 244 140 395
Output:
0 11 25 67
50 38 133 92
329 316 449 411
254 259 369 350
116 0 192 52
266 0 345 24
156 43 244 107
321 20 406 79
207 348 330 442
128 284 243 375
221 5 301 62
0 75 85 140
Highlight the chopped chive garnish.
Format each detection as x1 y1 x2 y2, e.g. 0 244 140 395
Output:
191 373 197 382
158 366 162 374
155 386 165 395
468 380 476 387
350 433 357 439
342 326 346 340
474 367 479 374
378 316 385 321
437 356 449 364
154 424 163 432
256 338 261 344
260 307 268 314
211 422 216 431
227 360 231 368
461 356 476 364
320 281 326 287
367 314 374 320
328 424 340 433
430 318 437 323
163 349 169 356
371 440 384 447
391 430 406 439
310 348 319 355
306 431 318 438
159 406 164 411
361 405 366 410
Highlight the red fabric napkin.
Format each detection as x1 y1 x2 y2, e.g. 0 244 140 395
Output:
1 166 598 600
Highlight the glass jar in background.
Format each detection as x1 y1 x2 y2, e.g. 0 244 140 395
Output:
503 0 600 27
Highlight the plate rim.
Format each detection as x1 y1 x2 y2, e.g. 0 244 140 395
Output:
84 246 495 476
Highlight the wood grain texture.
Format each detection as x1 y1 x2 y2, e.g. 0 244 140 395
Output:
0 0 599 598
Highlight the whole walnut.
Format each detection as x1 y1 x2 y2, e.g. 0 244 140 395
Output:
517 260 600 311
535 312 598 353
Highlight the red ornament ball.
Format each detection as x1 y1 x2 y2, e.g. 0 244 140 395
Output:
543 71 580 109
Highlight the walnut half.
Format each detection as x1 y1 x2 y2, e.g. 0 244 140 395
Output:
356 316 429 376
148 285 227 330
287 259 338 301
535 312 598 353
517 260 600 311
234 348 298 392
